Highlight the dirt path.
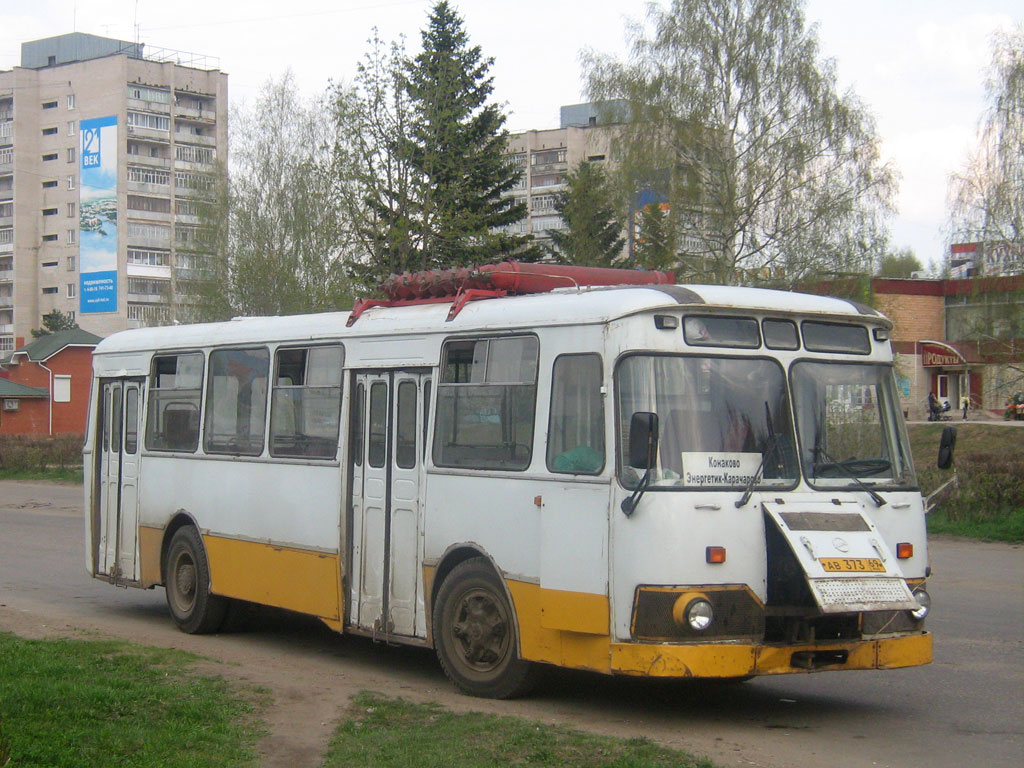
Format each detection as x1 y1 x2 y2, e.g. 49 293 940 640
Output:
2 480 1021 768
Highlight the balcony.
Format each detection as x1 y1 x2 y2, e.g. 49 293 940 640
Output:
174 104 217 122
0 269 11 282
127 97 171 114
174 131 216 147
126 155 172 169
126 124 170 142
0 296 14 308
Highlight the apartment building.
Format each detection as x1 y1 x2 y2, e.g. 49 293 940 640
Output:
505 102 623 250
0 33 227 352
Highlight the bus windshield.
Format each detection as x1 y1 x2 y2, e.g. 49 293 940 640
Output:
791 361 916 488
617 355 799 489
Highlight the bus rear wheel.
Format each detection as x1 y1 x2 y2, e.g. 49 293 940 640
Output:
163 526 227 634
432 557 536 699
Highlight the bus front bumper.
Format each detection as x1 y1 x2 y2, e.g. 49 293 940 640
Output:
610 631 931 678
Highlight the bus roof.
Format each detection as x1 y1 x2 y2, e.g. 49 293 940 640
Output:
94 283 886 356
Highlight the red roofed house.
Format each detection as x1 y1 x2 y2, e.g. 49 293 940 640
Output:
0 328 101 436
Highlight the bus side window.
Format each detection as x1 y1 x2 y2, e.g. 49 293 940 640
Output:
146 352 204 452
547 354 605 474
269 345 344 459
432 336 538 471
204 348 270 456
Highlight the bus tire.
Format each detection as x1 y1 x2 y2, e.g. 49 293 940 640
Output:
432 557 536 699
163 526 227 634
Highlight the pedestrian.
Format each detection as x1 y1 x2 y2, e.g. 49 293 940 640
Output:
927 391 939 421
960 394 969 420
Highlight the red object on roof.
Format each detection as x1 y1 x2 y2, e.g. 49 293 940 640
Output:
349 261 675 325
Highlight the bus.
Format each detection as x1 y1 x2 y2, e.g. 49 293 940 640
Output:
85 262 938 698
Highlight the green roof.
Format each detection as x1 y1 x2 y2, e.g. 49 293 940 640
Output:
0 378 49 398
13 328 102 362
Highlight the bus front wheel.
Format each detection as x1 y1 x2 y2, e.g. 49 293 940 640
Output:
163 526 227 634
432 557 536 699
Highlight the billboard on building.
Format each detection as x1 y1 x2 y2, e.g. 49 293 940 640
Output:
79 115 118 314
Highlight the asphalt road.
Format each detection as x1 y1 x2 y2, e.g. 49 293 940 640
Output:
1 480 1021 768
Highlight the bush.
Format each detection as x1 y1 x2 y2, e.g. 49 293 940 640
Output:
0 434 83 474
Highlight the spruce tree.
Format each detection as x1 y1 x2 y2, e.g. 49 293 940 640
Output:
404 1 531 269
546 161 625 267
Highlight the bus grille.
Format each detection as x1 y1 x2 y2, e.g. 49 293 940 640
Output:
809 577 917 613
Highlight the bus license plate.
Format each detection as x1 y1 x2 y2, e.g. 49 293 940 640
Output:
819 558 886 573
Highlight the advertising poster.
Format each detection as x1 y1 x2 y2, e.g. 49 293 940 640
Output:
79 115 118 313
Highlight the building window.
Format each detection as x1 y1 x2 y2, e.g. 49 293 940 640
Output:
175 198 199 217
42 179 58 188
42 100 58 110
0 229 12 245
67 121 76 136
42 208 58 216
67 202 75 218
126 221 171 242
0 147 12 164
174 170 214 192
127 195 172 214
127 247 169 267
42 261 58 268
0 201 10 218
531 173 566 189
67 94 76 110
532 149 566 166
53 375 72 403
42 126 58 136
67 255 76 271
42 153 58 162
41 234 58 242
127 277 170 296
67 283 75 298
175 144 214 164
67 175 76 190
66 147 75 163
128 166 170 186
127 111 170 131
42 286 58 294
127 86 171 104
67 229 76 244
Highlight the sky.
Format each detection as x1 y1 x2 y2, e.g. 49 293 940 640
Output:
2 0 1021 268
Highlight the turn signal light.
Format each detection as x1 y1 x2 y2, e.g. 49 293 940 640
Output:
897 542 914 559
706 546 727 564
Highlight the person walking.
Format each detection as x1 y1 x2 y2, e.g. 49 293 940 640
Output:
960 394 970 420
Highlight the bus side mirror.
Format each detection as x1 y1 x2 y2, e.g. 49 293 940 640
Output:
628 412 659 469
937 425 957 470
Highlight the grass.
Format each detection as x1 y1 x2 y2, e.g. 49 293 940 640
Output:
0 632 264 768
0 465 82 483
907 422 1024 542
323 691 714 768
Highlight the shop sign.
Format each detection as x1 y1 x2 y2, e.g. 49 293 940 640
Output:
921 342 965 367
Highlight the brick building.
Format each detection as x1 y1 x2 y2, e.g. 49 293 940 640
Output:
872 275 1023 418
0 327 99 435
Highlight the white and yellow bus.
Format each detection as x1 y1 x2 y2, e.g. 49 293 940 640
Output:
85 263 936 698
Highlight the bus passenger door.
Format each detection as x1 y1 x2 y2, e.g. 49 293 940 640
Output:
95 378 144 583
349 370 428 639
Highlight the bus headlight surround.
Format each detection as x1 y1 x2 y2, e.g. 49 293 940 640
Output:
910 588 930 621
685 598 714 631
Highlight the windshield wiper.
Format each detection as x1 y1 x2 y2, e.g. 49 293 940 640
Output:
813 446 887 507
736 402 778 509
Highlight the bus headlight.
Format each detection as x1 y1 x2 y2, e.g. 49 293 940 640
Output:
910 589 931 621
686 599 714 631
